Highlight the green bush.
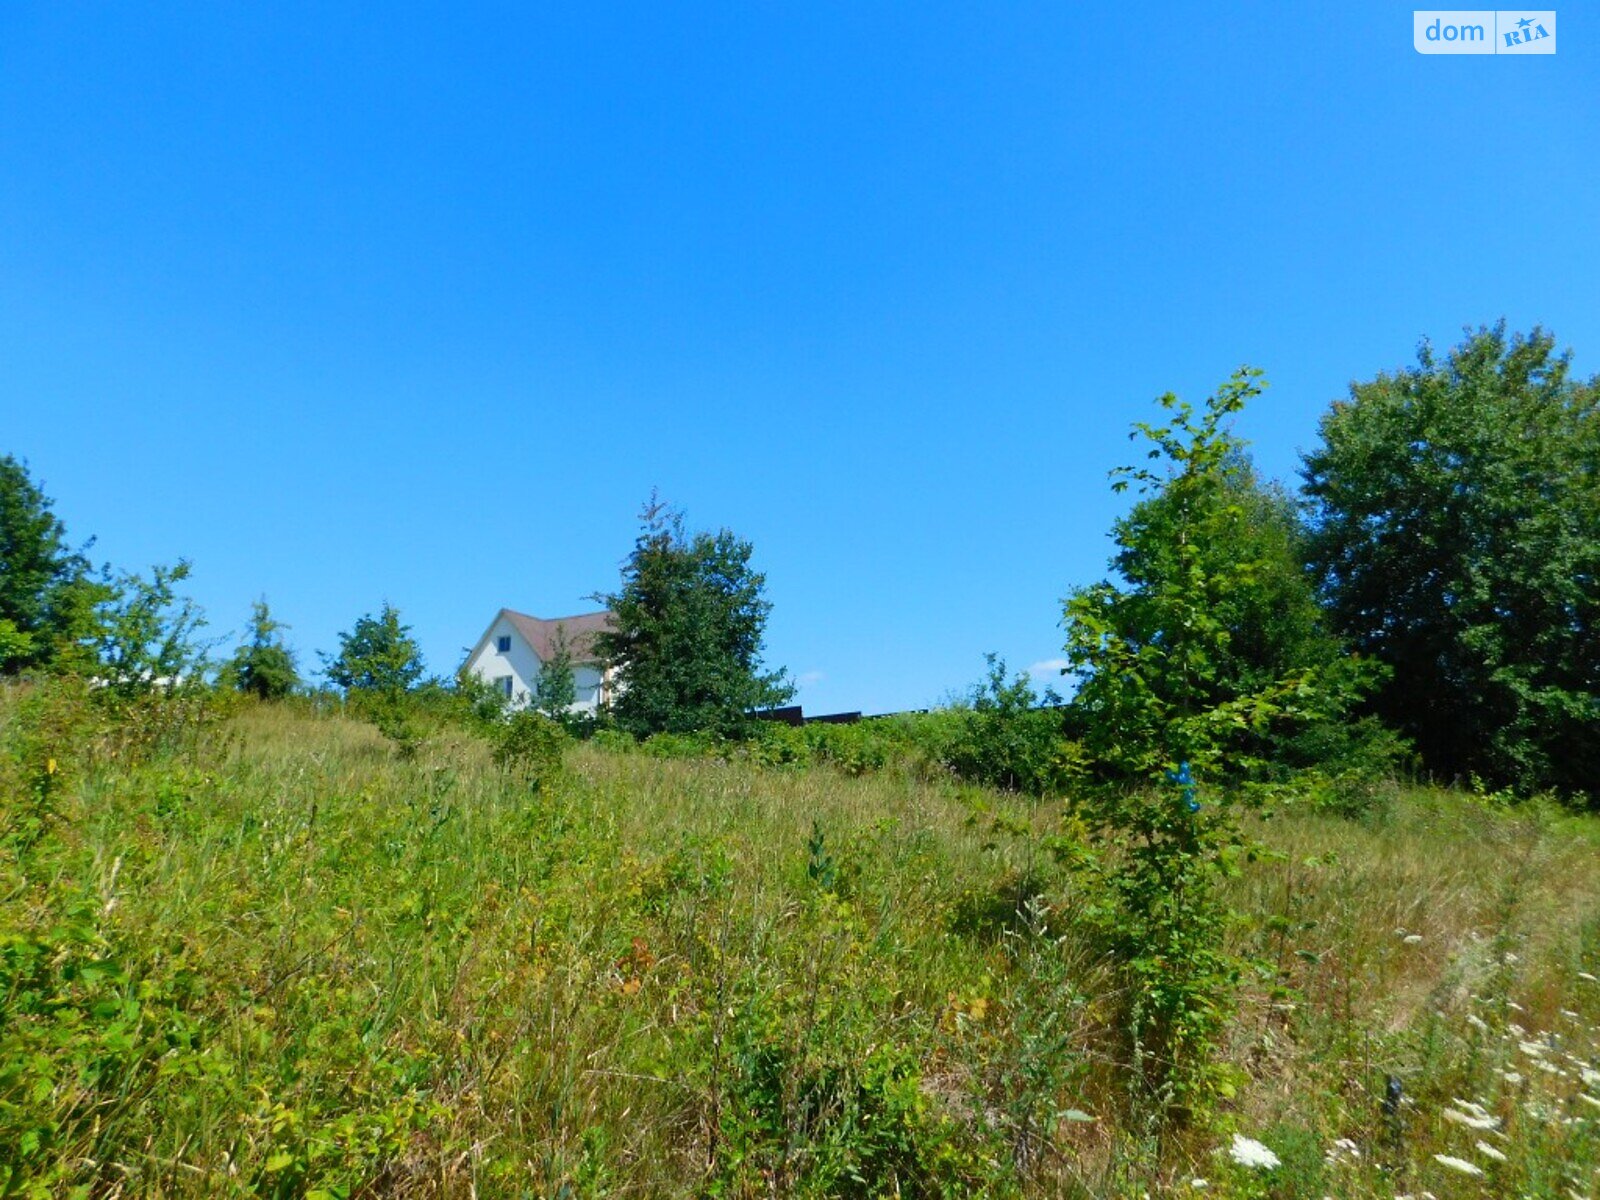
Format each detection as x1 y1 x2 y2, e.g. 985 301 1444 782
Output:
942 657 1068 797
804 722 895 776
492 710 570 785
716 1022 998 1197
347 687 424 759
590 727 637 754
641 729 724 760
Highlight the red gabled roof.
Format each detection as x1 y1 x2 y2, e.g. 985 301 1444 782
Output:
500 608 613 664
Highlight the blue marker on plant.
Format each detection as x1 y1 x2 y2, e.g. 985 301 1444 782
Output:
1166 761 1199 811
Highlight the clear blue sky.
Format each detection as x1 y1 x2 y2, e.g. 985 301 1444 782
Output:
3 4 1595 714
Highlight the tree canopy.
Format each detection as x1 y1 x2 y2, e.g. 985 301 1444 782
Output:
532 623 578 723
0 455 99 673
91 561 211 695
1064 369 1355 784
1302 325 1600 799
592 496 793 738
221 598 301 700
322 603 425 694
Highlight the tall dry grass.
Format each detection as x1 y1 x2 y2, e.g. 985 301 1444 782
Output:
2 692 1597 1197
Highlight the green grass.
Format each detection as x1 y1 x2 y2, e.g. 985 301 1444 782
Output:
3 690 1600 1197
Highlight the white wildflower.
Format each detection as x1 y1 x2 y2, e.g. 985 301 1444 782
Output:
1475 1140 1507 1162
1434 1154 1484 1176
1578 1093 1600 1112
1404 933 1425 945
1520 1039 1549 1058
1577 971 1597 983
1190 1180 1208 1190
1229 1134 1281 1170
1443 1101 1500 1131
1581 1067 1600 1088
1507 997 1525 1009
1466 1013 1491 1033
1501 1070 1524 1086
1324 1136 1361 1164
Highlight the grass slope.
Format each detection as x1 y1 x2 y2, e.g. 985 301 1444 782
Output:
3 695 1600 1197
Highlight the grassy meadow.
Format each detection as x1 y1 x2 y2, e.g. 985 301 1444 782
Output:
4 689 1600 1198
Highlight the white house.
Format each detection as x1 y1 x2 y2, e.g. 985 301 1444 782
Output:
462 608 616 713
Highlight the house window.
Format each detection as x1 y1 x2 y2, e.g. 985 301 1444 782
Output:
496 635 511 653
496 675 513 699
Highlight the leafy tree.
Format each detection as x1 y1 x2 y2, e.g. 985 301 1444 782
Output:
1066 371 1345 783
1302 325 1600 799
448 666 510 729
93 561 211 695
593 495 793 738
1103 443 1394 783
0 455 100 673
220 598 300 700
533 624 578 722
322 603 425 694
1061 370 1336 1118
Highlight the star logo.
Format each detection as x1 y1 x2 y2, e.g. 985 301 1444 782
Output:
1517 16 1534 29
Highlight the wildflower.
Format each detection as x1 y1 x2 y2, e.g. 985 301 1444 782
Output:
1582 1067 1600 1088
1520 1039 1548 1058
1434 1155 1484 1176
1443 1100 1500 1131
1325 1137 1361 1165
1578 971 1597 983
1578 1093 1600 1112
1475 1140 1507 1162
1229 1134 1281 1170
1466 1013 1490 1033
1501 1070 1524 1086
1404 933 1424 945
1190 1180 1208 1190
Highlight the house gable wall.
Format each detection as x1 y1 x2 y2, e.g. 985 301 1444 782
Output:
464 613 543 707
463 610 608 713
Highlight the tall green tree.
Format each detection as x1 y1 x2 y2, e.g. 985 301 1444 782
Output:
1302 325 1600 799
1062 370 1345 1117
593 495 793 738
1066 371 1354 783
93 561 211 695
533 624 578 722
221 598 300 699
0 455 100 673
322 603 425 694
